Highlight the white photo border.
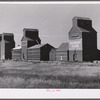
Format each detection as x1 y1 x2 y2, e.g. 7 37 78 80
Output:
0 1 99 99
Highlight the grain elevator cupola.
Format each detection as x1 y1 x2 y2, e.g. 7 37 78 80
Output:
21 28 41 47
68 17 97 62
21 28 41 61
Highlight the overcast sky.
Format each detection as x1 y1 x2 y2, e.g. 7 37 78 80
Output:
0 4 100 49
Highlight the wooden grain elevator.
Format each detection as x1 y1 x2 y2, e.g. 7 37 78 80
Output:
68 17 97 62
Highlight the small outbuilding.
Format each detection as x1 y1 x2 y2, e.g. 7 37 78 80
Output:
12 46 21 61
27 43 55 61
56 43 69 61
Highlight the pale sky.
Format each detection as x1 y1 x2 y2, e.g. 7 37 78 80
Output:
0 4 100 49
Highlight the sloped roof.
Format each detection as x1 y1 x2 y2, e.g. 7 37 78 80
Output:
21 37 34 41
68 26 82 35
56 43 69 52
13 46 21 50
79 27 90 33
28 44 46 49
69 26 91 35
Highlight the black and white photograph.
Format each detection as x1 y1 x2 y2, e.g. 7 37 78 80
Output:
0 2 100 89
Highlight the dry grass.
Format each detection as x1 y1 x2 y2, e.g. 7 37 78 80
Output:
0 60 99 88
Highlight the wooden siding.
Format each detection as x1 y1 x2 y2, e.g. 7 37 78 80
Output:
27 44 54 61
68 17 98 62
69 50 82 61
27 48 40 60
12 50 21 60
56 51 68 61
41 44 53 61
82 32 97 61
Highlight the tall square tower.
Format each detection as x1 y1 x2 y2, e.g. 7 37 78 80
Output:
1 33 15 60
68 17 97 61
21 28 41 61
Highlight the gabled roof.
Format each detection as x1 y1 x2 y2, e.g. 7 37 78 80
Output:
56 43 69 52
68 26 92 35
28 44 46 49
68 26 82 35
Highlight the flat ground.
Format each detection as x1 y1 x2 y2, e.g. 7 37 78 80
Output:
0 60 100 88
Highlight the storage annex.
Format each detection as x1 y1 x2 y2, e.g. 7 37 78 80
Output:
12 46 21 61
27 43 55 61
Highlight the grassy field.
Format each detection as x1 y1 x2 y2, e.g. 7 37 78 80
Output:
0 60 100 88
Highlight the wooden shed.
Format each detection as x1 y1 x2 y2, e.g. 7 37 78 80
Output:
56 43 69 61
27 43 54 61
12 46 21 61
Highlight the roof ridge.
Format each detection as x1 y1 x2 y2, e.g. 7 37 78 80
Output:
28 44 47 49
56 42 69 52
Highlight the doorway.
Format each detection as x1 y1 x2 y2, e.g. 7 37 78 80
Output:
73 50 78 61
